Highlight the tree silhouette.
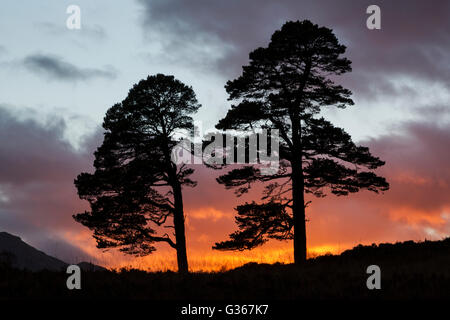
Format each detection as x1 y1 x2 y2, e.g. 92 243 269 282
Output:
213 20 389 264
74 74 200 273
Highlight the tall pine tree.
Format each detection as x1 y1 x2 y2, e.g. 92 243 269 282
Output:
213 21 389 264
74 74 200 273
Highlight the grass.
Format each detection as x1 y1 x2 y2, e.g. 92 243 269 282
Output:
1 237 449 300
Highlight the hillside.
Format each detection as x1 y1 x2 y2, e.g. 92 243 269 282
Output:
0 231 105 272
0 237 449 300
0 232 67 272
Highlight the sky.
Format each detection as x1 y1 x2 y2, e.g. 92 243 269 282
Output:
0 0 449 271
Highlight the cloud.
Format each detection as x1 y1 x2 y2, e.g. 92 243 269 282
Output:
137 0 450 99
365 120 450 216
23 53 117 82
0 105 103 263
0 107 78 184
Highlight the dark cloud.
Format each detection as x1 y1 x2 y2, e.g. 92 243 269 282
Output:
0 107 80 185
23 53 117 82
0 105 103 263
26 233 95 264
365 120 450 214
414 105 450 123
137 0 450 99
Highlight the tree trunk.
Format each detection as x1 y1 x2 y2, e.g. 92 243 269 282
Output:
292 164 307 264
173 181 189 274
160 119 189 274
290 92 307 265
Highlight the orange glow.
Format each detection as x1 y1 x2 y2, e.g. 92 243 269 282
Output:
392 172 430 185
104 244 343 272
57 205 450 272
59 228 347 272
387 207 449 225
187 207 226 222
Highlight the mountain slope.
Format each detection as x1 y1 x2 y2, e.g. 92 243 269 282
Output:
0 232 67 271
0 231 105 272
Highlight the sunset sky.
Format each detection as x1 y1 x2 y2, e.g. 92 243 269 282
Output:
0 0 449 271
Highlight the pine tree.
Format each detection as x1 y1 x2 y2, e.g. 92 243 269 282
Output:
74 74 200 273
213 21 389 264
